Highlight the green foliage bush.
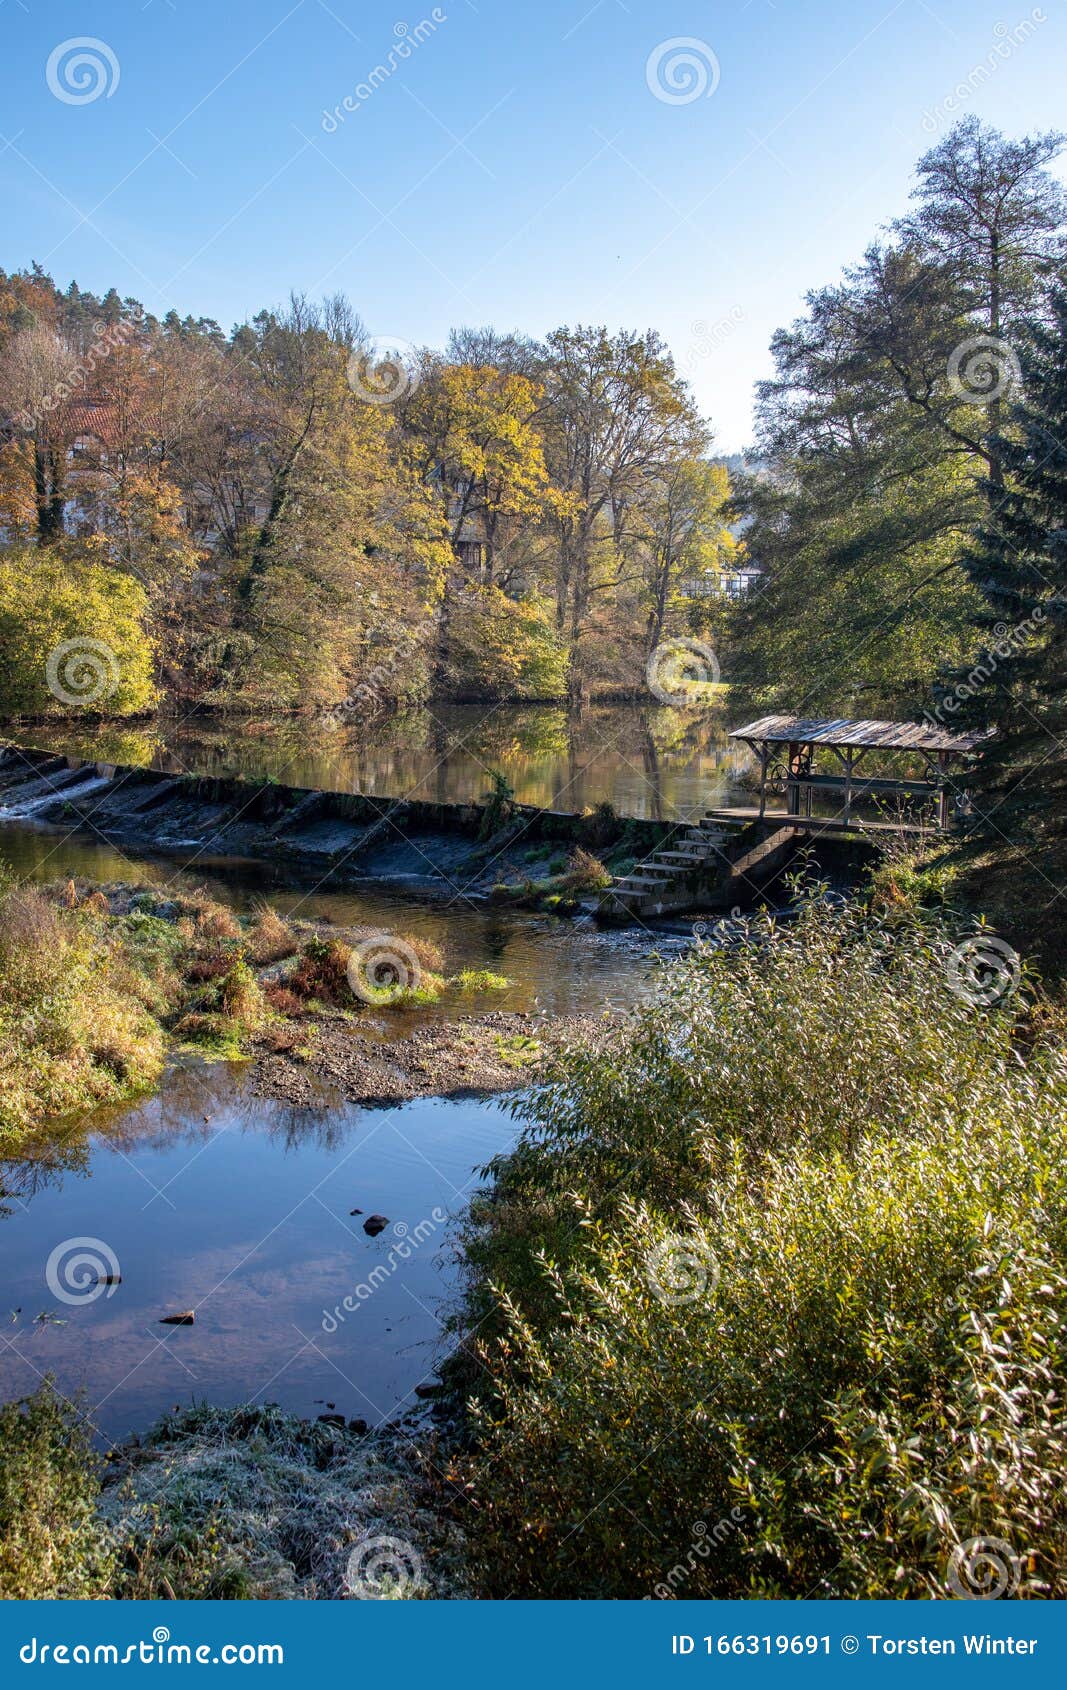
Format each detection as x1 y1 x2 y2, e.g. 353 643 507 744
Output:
0 544 158 719
0 886 165 1143
0 1386 113 1598
445 586 568 700
0 883 298 1146
458 896 1067 1598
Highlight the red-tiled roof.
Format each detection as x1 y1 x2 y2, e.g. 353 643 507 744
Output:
53 397 121 447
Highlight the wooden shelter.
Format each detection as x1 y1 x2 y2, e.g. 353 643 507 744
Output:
728 715 990 832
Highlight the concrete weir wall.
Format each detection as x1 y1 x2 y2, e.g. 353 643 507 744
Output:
0 743 676 886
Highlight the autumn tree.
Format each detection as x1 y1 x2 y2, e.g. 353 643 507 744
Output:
0 323 79 541
634 458 737 664
536 326 703 702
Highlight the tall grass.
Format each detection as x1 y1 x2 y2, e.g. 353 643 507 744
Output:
0 885 164 1143
456 896 1067 1598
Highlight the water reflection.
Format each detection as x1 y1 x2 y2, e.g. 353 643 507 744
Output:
0 893 676 1443
0 1064 514 1443
10 700 751 820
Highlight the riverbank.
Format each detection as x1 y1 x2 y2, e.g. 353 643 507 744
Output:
1 1392 466 1599
0 872 617 1151
3 871 1066 1600
251 1010 613 1108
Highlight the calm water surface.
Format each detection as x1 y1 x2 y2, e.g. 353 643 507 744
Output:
0 821 680 1444
10 700 753 820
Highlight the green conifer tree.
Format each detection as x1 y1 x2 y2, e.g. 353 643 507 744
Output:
940 289 1067 845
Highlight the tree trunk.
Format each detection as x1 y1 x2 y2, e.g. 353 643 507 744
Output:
987 230 1004 490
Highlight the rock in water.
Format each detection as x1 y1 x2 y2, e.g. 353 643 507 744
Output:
363 1214 389 1237
317 1412 346 1428
159 1310 195 1325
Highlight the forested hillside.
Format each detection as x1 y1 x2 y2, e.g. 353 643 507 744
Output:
0 282 735 714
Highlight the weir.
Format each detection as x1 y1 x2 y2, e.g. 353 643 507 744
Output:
0 743 676 890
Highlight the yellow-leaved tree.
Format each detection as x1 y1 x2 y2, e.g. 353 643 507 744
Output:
0 542 158 718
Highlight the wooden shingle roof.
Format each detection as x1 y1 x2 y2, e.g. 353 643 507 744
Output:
729 715 989 755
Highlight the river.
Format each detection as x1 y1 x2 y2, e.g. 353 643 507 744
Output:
4 698 751 819
0 806 685 1447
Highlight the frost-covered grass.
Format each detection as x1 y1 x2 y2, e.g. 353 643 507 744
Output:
102 1403 466 1600
0 1394 466 1600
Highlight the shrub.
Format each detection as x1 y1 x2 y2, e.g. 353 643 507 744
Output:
194 900 242 943
479 772 516 841
0 887 164 1143
443 584 568 701
0 542 157 720
219 959 267 1033
560 848 611 894
578 800 621 849
456 896 1067 1599
264 984 305 1018
407 934 446 975
0 1386 113 1598
289 937 354 1006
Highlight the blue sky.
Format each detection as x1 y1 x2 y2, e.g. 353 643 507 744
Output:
2 0 1065 448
